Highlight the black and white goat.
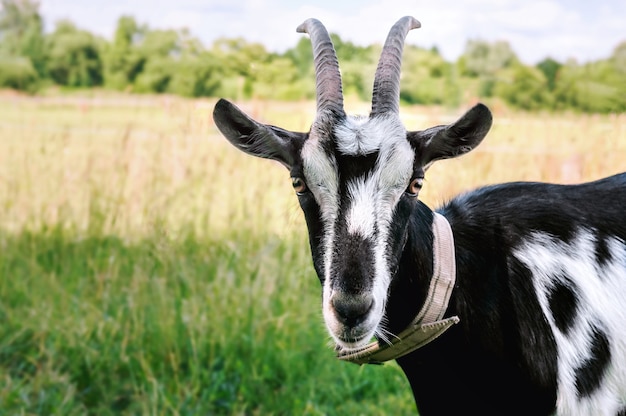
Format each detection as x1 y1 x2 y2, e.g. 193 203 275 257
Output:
213 16 626 416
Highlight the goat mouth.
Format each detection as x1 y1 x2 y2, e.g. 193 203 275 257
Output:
334 328 376 349
335 337 374 354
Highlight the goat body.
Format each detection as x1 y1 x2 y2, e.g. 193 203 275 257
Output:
213 16 626 416
394 176 626 415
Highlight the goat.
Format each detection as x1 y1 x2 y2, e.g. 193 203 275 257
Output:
212 16 626 416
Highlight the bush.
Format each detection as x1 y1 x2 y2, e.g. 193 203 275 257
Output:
554 61 626 113
493 65 553 110
134 55 220 97
167 57 220 98
46 22 103 87
133 57 172 93
0 56 39 92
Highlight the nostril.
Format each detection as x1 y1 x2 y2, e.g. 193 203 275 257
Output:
331 294 374 326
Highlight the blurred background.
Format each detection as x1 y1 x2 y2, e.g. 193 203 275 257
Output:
0 0 624 414
3 0 626 111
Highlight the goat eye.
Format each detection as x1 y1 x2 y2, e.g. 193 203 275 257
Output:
291 177 308 194
407 177 423 196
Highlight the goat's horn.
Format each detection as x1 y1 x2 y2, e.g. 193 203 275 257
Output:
297 18 345 119
371 16 420 117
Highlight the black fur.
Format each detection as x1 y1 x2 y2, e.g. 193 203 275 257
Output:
574 325 611 398
595 229 614 271
548 273 579 335
384 173 626 415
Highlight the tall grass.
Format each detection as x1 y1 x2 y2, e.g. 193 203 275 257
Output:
0 94 415 415
0 93 624 414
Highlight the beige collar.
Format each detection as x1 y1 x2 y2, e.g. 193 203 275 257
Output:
336 212 459 365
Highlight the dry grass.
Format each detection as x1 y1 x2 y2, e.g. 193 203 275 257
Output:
0 95 297 237
4 94 624 236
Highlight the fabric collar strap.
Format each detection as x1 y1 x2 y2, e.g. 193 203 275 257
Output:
336 212 459 365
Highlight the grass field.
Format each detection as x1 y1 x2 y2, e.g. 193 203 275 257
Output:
1 92 625 415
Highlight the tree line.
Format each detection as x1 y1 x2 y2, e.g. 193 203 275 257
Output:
1 0 625 113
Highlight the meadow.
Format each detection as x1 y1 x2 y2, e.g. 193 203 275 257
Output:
0 92 625 415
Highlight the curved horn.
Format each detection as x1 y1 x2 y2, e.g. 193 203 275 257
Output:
297 18 345 119
371 16 421 117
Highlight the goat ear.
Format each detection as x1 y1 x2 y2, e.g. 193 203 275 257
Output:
213 99 305 169
408 103 492 168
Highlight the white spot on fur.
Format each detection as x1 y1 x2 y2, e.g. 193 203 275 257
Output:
514 229 626 415
334 115 407 156
346 177 377 237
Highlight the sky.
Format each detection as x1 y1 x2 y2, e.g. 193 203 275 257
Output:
39 0 626 64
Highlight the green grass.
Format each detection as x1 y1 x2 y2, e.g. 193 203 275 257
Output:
0 93 416 415
1 92 624 414
0 223 414 415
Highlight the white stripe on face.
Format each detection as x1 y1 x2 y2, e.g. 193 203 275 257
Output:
341 116 414 239
301 114 415 348
346 176 377 237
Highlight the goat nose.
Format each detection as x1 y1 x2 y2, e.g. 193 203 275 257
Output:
331 294 374 326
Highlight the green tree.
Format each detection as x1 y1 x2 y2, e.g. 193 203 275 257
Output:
133 56 171 93
167 54 221 97
282 37 321 100
333 35 377 100
0 0 45 74
212 37 269 77
330 33 372 64
400 46 460 106
136 28 179 58
0 55 37 91
493 64 552 110
536 58 562 91
284 37 313 78
133 28 220 97
131 28 179 92
211 37 271 99
459 39 517 77
554 59 626 113
46 20 103 87
102 16 145 89
253 56 308 100
0 0 45 90
456 39 519 103
610 41 626 74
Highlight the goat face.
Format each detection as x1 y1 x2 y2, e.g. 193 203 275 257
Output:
213 17 492 350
